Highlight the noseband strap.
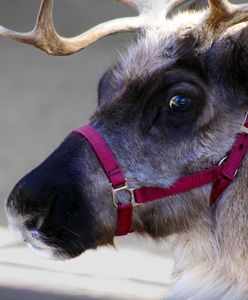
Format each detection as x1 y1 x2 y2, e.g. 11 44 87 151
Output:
73 113 248 236
73 126 132 236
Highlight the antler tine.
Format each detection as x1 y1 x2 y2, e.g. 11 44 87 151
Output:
199 0 248 47
0 1 55 52
0 0 196 56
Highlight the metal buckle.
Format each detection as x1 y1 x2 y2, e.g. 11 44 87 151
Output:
241 112 248 134
218 156 227 166
112 182 137 208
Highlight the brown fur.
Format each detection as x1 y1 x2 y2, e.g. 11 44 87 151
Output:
6 2 248 299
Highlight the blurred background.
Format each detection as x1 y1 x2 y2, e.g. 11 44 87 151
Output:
0 0 246 299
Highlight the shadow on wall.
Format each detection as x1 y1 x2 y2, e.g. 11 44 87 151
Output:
0 287 119 300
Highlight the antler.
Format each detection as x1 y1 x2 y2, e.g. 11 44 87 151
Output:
0 0 191 56
199 0 248 46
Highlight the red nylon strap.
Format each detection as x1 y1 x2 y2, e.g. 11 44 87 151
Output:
134 166 222 204
73 113 248 236
73 126 132 236
73 126 126 187
115 205 133 236
210 119 248 205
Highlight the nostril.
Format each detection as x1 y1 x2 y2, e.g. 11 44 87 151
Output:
25 216 44 230
37 216 45 229
24 195 57 231
24 219 35 230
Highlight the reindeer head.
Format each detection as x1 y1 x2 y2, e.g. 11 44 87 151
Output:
3 0 248 260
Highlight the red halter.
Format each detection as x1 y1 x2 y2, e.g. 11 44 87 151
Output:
73 112 248 236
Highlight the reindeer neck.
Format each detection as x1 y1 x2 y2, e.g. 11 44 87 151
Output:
168 157 248 300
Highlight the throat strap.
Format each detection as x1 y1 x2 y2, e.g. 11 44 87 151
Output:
73 113 248 236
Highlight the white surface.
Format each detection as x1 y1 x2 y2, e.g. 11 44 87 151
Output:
0 227 174 300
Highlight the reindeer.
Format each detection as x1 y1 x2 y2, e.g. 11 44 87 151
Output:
2 0 248 299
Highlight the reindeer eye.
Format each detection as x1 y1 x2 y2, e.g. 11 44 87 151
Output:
169 95 193 112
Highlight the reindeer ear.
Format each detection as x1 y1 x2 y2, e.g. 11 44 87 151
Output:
98 65 124 105
189 0 208 10
213 25 248 97
98 68 115 105
233 26 248 88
